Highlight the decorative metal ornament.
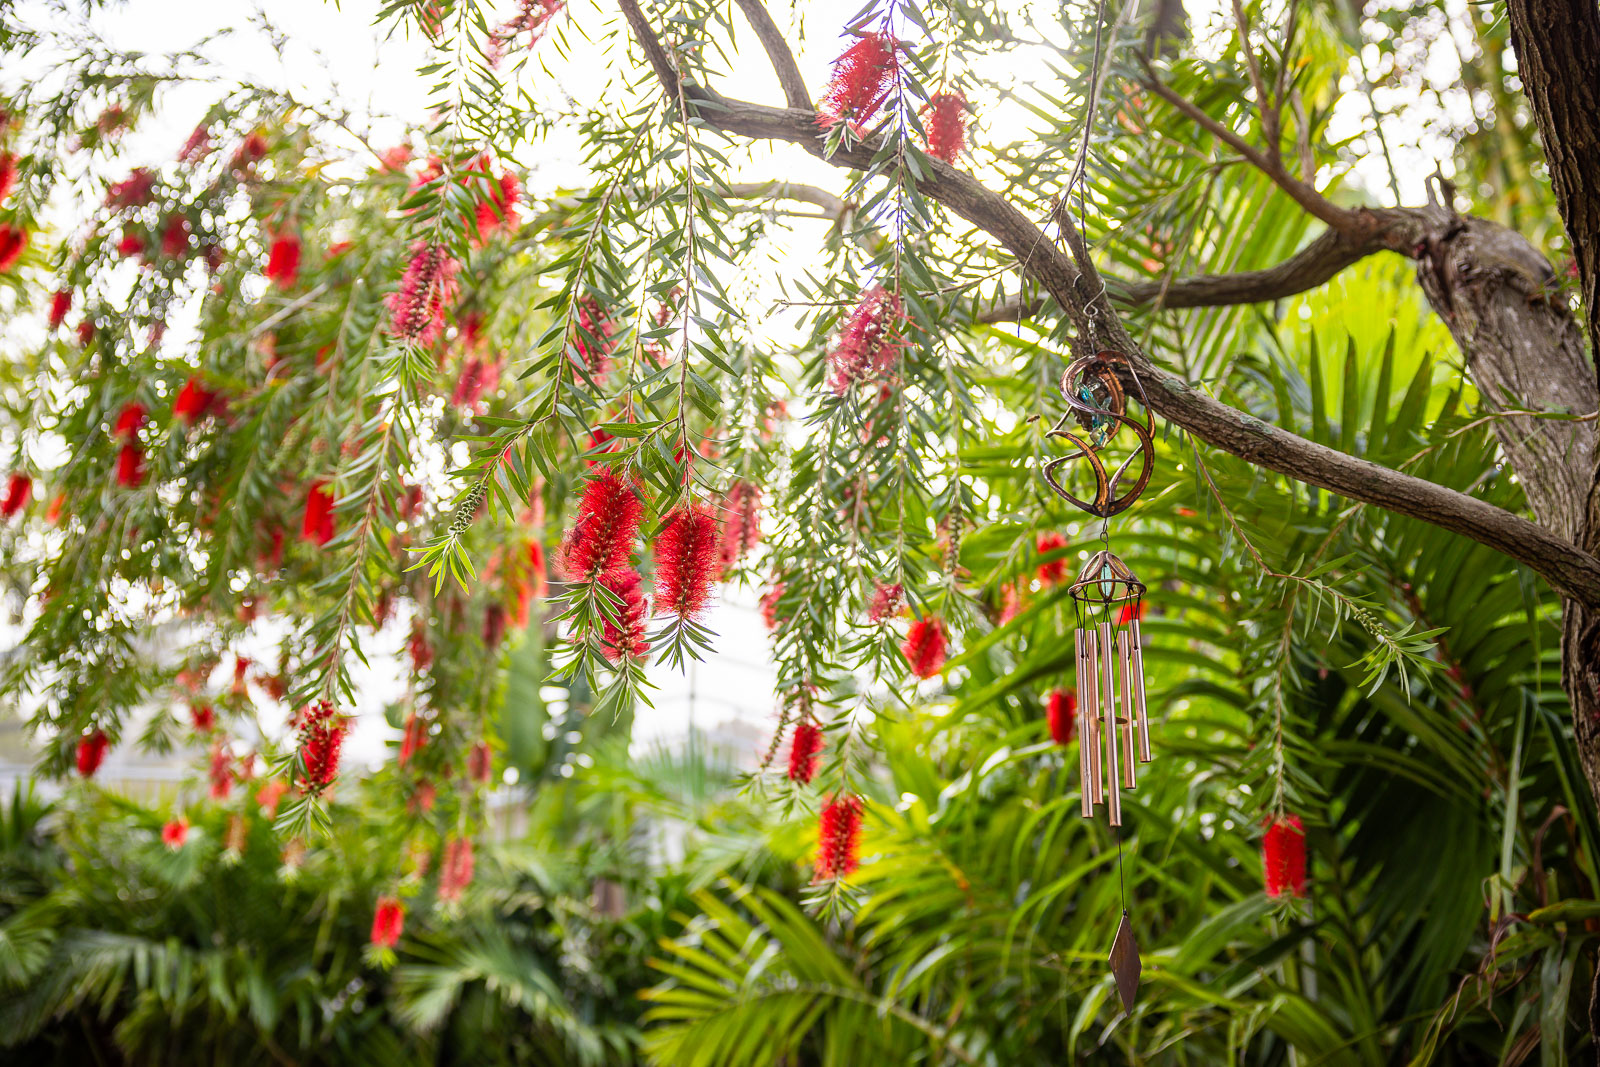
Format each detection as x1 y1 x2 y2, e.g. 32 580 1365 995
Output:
1041 351 1155 518
1108 910 1142 1013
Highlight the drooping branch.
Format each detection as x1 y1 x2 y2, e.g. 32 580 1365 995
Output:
732 0 812 111
613 0 1600 609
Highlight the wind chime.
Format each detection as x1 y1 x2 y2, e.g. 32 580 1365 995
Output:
1041 349 1156 1014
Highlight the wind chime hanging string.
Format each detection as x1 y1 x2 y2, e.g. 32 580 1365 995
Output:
1040 348 1156 1014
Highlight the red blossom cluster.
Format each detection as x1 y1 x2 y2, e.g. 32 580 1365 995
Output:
370 897 406 948
717 482 762 573
467 740 494 785
160 214 191 258
818 32 899 132
297 701 347 792
230 132 268 175
178 124 211 163
1118 599 1147 626
208 744 234 799
787 721 824 784
597 568 651 662
191 703 216 732
116 228 145 260
452 353 501 410
759 581 786 631
472 166 521 243
867 581 903 624
826 287 904 393
573 297 616 377
173 377 219 425
0 152 15 202
388 241 459 346
302 481 336 545
1035 531 1067 585
814 793 863 881
76 729 109 778
901 616 947 678
438 836 475 902
265 234 301 288
1263 815 1308 898
1045 689 1076 746
483 602 508 649
921 91 969 163
487 0 566 66
0 224 24 273
113 402 146 487
513 540 547 627
48 289 71 329
399 712 428 768
105 168 155 210
408 619 434 672
161 817 190 849
559 470 642 581
654 502 721 620
1 473 30 519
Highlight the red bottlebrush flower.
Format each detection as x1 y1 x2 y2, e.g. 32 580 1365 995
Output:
116 228 145 259
814 793 863 881
258 523 285 571
573 297 615 377
113 401 145 440
265 235 301 288
399 712 427 768
468 740 493 785
826 287 905 393
998 581 1026 624
302 481 336 545
173 377 217 424
1 473 30 518
76 729 110 778
256 778 289 816
1263 815 1308 899
452 355 501 409
901 616 947 679
759 581 786 631
0 152 15 202
105 168 155 209
409 779 437 814
387 241 458 346
297 701 347 792
1046 688 1077 745
45 493 65 524
654 503 721 620
208 745 234 800
1117 599 1147 626
232 656 252 695
921 91 969 163
0 224 27 273
231 132 268 173
115 444 145 487
717 482 762 573
482 602 507 649
597 567 651 662
178 124 211 162
160 214 191 258
161 817 190 849
867 581 904 624
261 673 288 702
408 619 433 672
191 703 216 732
559 470 642 581
371 897 406 948
77 321 95 346
438 836 475 902
48 289 71 329
488 0 566 66
224 813 248 853
379 144 412 171
1035 531 1067 585
818 32 899 131
787 721 824 784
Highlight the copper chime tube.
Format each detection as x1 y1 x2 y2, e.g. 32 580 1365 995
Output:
1099 621 1121 826
1084 627 1102 806
1131 617 1151 762
1075 629 1093 818
1118 630 1137 789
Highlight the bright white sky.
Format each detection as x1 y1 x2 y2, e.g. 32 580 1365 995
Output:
1 0 1472 779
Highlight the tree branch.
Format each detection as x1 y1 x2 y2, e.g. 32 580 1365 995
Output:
613 0 1600 609
732 0 812 111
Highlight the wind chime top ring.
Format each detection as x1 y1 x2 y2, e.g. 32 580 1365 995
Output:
1068 549 1146 608
1041 351 1156 518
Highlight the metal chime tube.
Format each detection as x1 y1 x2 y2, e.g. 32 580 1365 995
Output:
1131 617 1151 762
1099 621 1121 826
1075 629 1093 817
1118 630 1137 789
1085 627 1102 806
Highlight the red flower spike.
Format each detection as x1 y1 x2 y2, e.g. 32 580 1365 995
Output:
760 582 786 631
717 482 762 573
161 817 190 850
1 473 30 519
826 287 904 393
1046 689 1077 745
256 778 289 816
399 712 427 768
302 481 336 545
370 897 406 948
208 745 234 800
1263 816 1308 899
573 297 616 377
921 91 969 163
867 581 904 624
48 289 72 330
387 241 459 346
178 124 211 162
160 214 191 258
76 730 109 778
1035 531 1067 585
45 493 65 525
105 169 155 210
597 568 651 662
483 602 507 649
115 444 145 487
654 503 721 620
468 740 494 785
408 619 433 672
787 721 824 784
1117 600 1148 626
191 704 216 732
488 0 566 66
559 470 642 581
814 793 863 881
818 32 899 131
0 152 15 202
0 224 29 273
116 229 145 259
901 616 948 679
297 701 347 792
265 235 301 288
113 402 146 440
173 377 218 424
439 836 475 902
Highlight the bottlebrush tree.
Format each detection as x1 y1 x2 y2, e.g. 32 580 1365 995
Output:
3 0 1600 931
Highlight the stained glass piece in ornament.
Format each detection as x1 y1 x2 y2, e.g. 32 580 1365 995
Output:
1108 910 1140 1013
